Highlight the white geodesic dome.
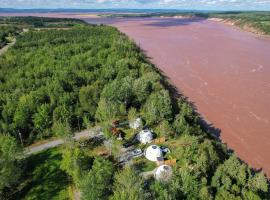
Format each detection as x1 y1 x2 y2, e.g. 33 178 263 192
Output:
137 129 153 144
155 165 173 182
144 145 163 162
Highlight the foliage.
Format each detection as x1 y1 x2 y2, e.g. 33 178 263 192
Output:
143 89 172 125
211 155 269 199
0 24 148 143
110 167 145 200
0 25 19 47
12 148 69 200
0 16 85 28
60 143 93 185
0 135 22 194
79 157 115 200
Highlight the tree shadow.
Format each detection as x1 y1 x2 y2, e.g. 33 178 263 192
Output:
13 148 69 200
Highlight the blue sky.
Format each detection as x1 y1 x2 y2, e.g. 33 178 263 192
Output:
1 0 270 11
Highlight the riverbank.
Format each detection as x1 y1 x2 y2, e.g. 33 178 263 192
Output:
209 17 270 38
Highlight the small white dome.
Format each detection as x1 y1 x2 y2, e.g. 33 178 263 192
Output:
129 118 142 129
155 165 173 182
145 145 163 161
137 129 153 144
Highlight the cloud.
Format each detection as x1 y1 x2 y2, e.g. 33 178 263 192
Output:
0 0 270 10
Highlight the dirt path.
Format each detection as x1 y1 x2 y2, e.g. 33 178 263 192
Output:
24 127 102 155
0 38 16 56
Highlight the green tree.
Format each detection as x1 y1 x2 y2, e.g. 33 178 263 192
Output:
79 157 115 200
33 103 51 132
156 120 173 137
60 144 92 185
101 76 134 106
95 98 123 122
52 121 73 139
13 94 35 132
53 105 71 124
150 181 176 200
248 172 268 193
211 155 268 198
0 135 22 192
143 89 172 125
110 167 145 200
128 107 138 122
133 77 151 104
79 82 101 117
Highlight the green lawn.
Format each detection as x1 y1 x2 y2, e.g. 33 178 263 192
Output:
14 148 70 200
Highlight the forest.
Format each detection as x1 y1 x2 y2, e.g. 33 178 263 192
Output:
0 17 269 199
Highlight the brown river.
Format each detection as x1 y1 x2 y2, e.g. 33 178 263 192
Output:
1 13 270 177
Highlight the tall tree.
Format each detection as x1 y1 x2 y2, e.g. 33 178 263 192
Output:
0 135 22 192
79 157 115 200
110 167 145 200
143 89 172 125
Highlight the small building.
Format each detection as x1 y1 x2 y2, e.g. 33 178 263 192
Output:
144 145 163 162
137 129 153 144
129 118 142 129
155 165 173 182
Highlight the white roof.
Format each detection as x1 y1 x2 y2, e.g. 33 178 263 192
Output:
155 165 173 182
145 145 163 162
137 129 153 144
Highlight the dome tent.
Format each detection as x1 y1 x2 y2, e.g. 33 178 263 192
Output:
155 165 173 182
144 145 163 162
137 129 153 144
129 117 142 129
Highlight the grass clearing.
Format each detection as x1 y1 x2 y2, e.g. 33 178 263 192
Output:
14 148 70 200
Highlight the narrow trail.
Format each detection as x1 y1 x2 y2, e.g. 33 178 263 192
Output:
0 38 16 56
24 127 102 155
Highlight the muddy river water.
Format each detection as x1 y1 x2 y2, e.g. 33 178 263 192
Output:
84 17 270 176
1 13 270 176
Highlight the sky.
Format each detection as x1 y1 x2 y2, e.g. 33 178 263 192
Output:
1 0 270 11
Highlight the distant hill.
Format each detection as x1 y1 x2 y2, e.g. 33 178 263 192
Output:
0 8 199 14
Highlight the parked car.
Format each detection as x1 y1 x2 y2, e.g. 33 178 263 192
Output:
123 141 133 148
161 146 171 153
131 148 143 158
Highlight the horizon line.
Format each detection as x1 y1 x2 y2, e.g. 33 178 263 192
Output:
1 8 270 12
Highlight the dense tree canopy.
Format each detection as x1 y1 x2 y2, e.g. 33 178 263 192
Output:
0 135 22 193
110 167 145 200
79 157 115 200
0 24 163 143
